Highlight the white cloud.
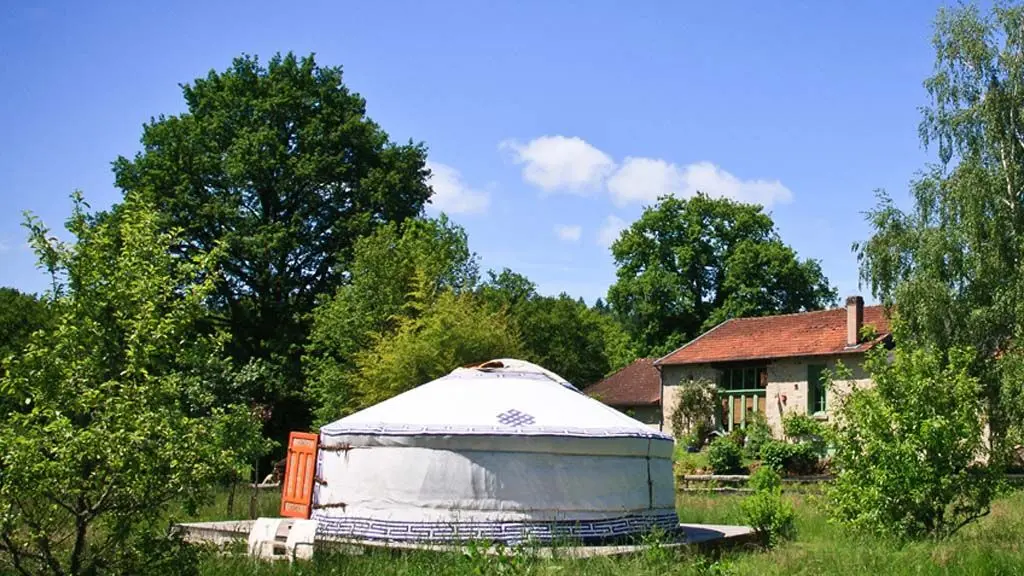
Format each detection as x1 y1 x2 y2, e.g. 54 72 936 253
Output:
554 225 582 242
606 158 683 205
597 215 627 248
607 158 793 208
426 161 491 215
500 134 795 209
501 135 615 193
0 241 8 253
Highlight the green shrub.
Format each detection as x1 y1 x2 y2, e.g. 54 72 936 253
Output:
782 413 824 439
728 426 747 448
740 486 796 548
759 438 823 475
743 412 772 458
748 466 782 492
786 441 824 475
758 439 793 472
707 436 744 474
669 379 719 444
680 431 703 451
826 346 998 539
674 449 711 474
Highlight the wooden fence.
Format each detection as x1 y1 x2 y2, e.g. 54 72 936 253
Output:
677 473 1024 494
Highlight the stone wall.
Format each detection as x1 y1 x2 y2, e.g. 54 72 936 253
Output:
762 356 872 436
659 364 719 436
616 405 663 431
661 356 873 438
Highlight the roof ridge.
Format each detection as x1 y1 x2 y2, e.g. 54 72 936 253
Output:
723 303 887 324
583 357 655 389
653 318 734 366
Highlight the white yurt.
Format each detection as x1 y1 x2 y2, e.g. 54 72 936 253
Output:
312 359 678 544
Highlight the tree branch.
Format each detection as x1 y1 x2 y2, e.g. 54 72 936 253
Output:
0 531 43 576
12 495 66 576
34 534 65 576
88 481 116 517
945 506 990 539
39 491 78 518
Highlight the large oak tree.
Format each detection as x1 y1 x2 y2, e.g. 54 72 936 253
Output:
111 53 432 437
608 193 836 355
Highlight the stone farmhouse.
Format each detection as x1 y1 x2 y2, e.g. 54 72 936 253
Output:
586 296 892 438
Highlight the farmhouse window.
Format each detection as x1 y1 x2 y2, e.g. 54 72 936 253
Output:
718 366 766 391
808 364 827 415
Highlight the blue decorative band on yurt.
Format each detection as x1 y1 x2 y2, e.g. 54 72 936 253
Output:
312 512 681 544
319 422 673 441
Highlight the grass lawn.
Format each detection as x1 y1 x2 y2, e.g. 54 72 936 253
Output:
189 487 1024 575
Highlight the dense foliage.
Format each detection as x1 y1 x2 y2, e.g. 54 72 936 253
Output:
0 288 49 375
781 413 826 440
608 193 837 355
305 222 638 422
0 195 266 575
826 346 996 539
855 3 1024 443
758 439 822 476
312 288 520 423
845 2 1024 540
479 269 636 386
305 217 485 423
111 52 433 442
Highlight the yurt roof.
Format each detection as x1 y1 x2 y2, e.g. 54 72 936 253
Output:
320 358 671 441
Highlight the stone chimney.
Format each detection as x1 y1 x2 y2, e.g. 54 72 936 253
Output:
846 295 864 347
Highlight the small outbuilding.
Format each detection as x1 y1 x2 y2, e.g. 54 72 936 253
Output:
584 358 663 431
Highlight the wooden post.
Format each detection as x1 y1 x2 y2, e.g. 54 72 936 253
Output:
740 394 747 428
728 396 735 432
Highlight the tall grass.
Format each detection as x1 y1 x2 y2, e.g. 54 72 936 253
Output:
193 490 1024 575
170 484 281 523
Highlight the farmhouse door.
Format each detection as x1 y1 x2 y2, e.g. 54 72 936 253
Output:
721 392 767 430
718 366 768 432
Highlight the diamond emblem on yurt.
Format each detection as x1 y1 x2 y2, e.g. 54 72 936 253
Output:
496 409 535 426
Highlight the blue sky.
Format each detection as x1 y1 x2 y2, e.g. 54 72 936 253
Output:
1 1 949 304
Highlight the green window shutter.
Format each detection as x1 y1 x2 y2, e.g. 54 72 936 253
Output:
807 365 826 415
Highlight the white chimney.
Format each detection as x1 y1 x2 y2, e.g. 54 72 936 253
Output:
846 295 864 347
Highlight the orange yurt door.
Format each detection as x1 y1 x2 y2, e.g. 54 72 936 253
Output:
280 431 319 519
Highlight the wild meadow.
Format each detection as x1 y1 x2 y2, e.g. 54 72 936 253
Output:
189 487 1024 575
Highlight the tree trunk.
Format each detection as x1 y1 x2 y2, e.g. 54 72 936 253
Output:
248 459 259 520
226 475 237 517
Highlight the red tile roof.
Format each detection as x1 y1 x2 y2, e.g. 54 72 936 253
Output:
655 305 891 366
585 358 661 407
